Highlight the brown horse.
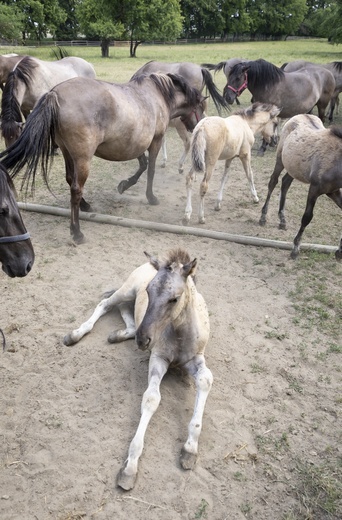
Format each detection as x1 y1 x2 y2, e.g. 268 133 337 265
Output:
0 73 206 244
0 162 34 277
131 61 229 172
259 114 342 260
63 247 212 490
1 55 96 147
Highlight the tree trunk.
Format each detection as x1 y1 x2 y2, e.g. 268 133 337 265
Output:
101 40 110 58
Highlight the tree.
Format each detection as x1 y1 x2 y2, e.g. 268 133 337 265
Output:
1 0 67 41
125 0 183 56
245 0 308 39
55 0 79 40
181 0 225 39
77 0 125 57
0 2 24 42
77 0 183 57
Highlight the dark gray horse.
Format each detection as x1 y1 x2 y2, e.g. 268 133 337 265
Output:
281 60 342 121
0 162 34 277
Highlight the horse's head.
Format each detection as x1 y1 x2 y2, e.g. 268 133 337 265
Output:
223 62 250 104
0 164 34 277
260 105 281 146
180 96 208 132
136 249 197 351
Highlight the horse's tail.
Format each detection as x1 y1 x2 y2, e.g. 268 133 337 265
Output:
200 68 229 113
191 124 206 173
0 90 58 195
201 62 226 73
0 68 26 145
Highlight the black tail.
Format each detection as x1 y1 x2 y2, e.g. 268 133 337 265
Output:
201 62 226 74
201 68 229 113
0 91 59 195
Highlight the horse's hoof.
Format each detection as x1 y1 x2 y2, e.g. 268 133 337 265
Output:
117 180 130 194
182 216 190 226
63 333 77 346
72 233 86 245
116 467 137 491
335 250 342 261
290 249 299 260
279 223 287 231
180 448 197 470
253 198 259 204
198 217 206 224
257 150 265 157
107 331 122 343
214 203 221 212
178 168 184 174
80 200 92 212
147 195 159 206
259 218 266 226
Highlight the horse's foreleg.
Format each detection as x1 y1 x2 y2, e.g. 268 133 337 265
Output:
180 355 213 470
291 187 318 259
117 154 148 194
278 173 294 230
257 138 268 157
240 153 259 203
175 121 191 174
117 354 169 490
215 158 233 211
183 167 195 225
145 139 163 205
259 158 284 226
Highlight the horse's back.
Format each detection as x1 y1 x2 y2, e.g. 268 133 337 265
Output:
280 114 341 183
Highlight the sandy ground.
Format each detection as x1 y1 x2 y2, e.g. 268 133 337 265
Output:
1 128 341 520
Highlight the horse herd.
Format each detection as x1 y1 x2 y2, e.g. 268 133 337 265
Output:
0 52 341 490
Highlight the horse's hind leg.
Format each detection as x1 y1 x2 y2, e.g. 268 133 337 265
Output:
117 354 169 490
326 190 342 260
291 187 319 259
278 173 294 230
199 162 216 224
183 167 195 225
215 159 233 211
107 301 136 343
117 154 148 194
180 355 213 470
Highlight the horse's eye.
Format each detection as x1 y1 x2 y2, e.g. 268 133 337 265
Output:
169 297 178 304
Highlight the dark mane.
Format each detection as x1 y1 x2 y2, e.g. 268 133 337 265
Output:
331 61 342 73
131 72 201 109
232 59 285 89
201 61 226 73
12 56 37 87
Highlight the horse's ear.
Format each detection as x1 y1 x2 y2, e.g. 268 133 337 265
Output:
182 258 197 278
144 251 161 271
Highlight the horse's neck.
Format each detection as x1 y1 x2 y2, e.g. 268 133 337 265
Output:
247 118 267 136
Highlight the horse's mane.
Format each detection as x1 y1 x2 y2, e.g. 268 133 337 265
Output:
233 102 276 118
329 126 342 140
0 163 16 203
232 59 284 89
131 72 200 109
163 248 191 267
12 56 38 87
331 61 342 73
